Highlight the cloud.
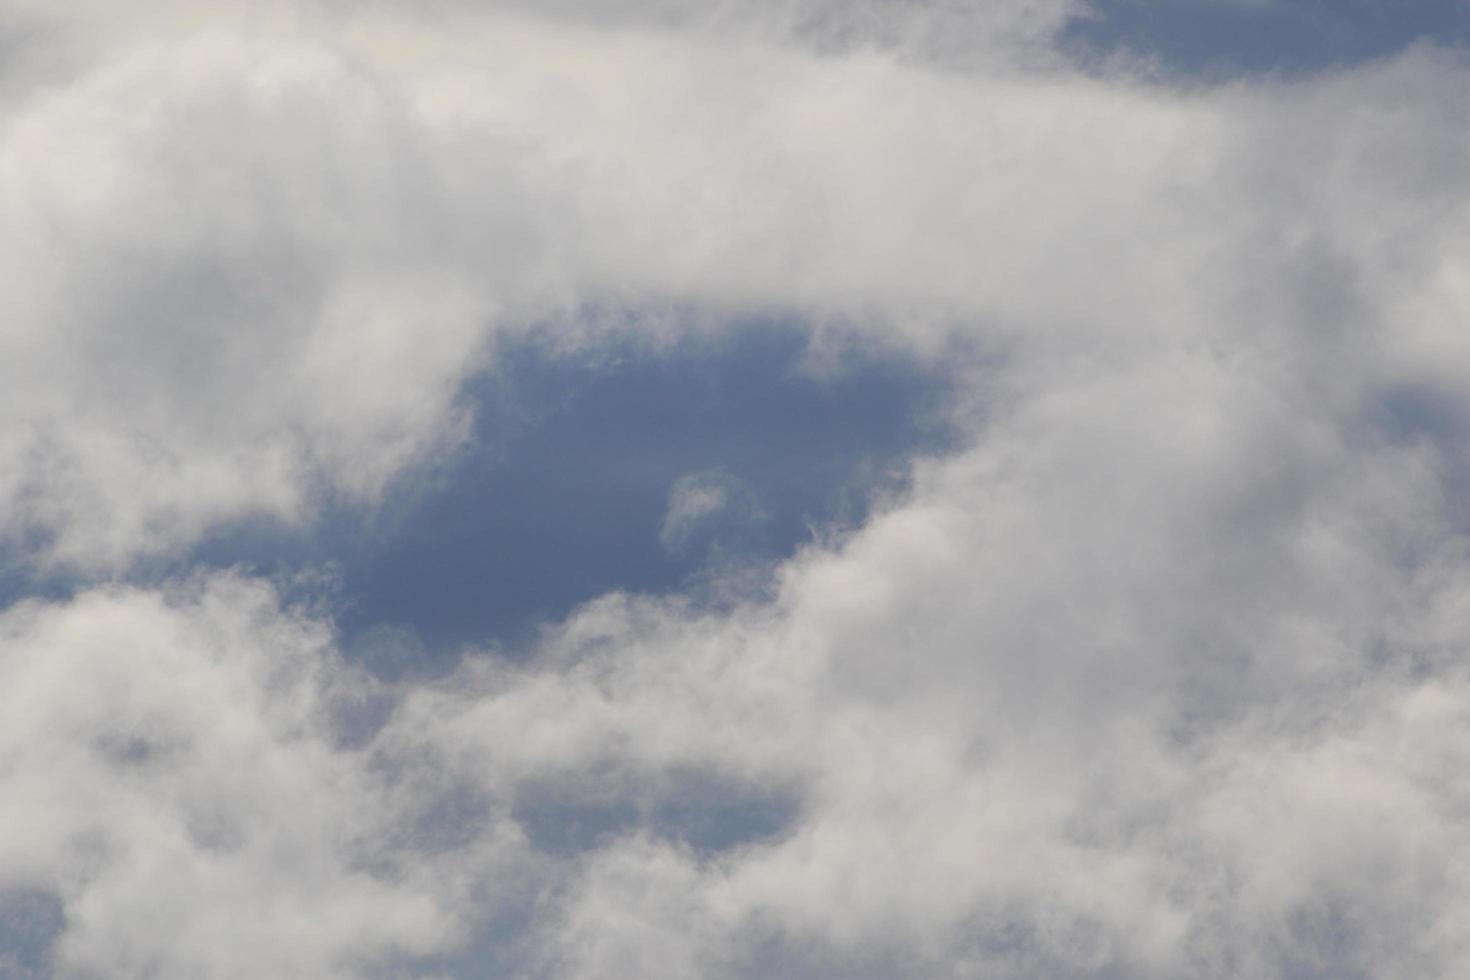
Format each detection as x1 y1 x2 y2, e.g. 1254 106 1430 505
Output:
0 576 470 978
5 2 1464 572
658 468 765 553
0 32 496 569
3 2 1470 979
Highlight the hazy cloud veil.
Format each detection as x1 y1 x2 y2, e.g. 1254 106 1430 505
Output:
3 0 1470 977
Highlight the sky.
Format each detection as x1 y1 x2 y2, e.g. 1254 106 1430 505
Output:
2 1 1470 978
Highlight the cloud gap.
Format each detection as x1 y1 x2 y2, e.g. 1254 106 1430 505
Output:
1062 0 1470 78
112 319 962 666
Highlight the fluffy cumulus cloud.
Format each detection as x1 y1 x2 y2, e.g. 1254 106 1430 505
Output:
3 0 1470 977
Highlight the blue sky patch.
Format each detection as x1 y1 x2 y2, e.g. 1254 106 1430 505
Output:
174 321 959 667
1064 0 1470 76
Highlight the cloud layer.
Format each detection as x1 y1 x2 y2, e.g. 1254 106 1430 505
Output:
3 1 1470 977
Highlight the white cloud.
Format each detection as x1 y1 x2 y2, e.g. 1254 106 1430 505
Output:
0 33 496 568
0 577 480 978
659 468 765 553
6 3 1465 570
3 2 1470 979
0 0 1200 569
